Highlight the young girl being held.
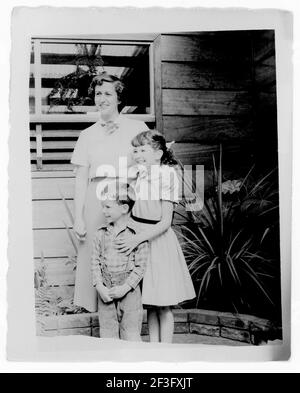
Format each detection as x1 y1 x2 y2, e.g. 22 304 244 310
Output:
115 130 196 343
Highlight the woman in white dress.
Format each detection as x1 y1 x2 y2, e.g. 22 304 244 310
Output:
71 73 148 312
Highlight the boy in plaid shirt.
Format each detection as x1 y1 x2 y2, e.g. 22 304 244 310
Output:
91 182 148 341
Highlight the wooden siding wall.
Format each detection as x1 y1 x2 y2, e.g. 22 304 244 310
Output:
33 170 76 302
32 31 277 303
252 30 278 168
31 123 88 171
156 32 256 169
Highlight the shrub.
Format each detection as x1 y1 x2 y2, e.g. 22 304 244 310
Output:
175 146 281 319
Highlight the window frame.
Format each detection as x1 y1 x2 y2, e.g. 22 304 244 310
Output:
30 37 155 123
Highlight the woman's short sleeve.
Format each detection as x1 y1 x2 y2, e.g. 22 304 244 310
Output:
160 166 180 204
71 130 89 167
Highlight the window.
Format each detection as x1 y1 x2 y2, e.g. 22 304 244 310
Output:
30 36 155 170
30 38 154 122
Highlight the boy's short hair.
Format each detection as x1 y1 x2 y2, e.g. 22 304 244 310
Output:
101 181 136 212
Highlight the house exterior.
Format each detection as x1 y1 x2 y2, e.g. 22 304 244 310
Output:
31 31 278 328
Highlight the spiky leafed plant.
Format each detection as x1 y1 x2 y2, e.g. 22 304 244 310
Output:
59 187 78 272
59 189 86 313
174 146 280 316
35 251 62 336
34 251 81 318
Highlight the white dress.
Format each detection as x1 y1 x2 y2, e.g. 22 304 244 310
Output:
71 116 148 312
132 165 196 306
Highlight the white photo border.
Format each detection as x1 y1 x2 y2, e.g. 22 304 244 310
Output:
8 6 292 362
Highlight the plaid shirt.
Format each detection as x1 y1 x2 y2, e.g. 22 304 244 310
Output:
91 221 149 289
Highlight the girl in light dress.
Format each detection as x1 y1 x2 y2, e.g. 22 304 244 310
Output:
115 130 196 343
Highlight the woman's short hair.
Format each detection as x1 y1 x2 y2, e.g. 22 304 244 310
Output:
89 72 126 103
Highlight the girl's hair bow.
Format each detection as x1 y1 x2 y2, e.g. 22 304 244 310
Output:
166 141 175 149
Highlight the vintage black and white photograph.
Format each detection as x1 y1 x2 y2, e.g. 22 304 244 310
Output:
29 29 284 347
